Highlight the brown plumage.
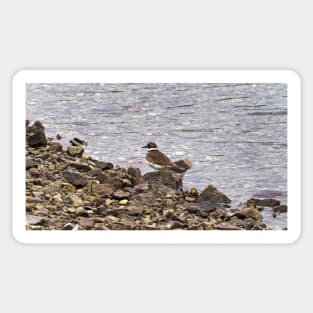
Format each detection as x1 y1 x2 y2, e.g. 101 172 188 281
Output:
142 142 184 172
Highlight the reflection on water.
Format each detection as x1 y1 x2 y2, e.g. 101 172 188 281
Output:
26 83 287 229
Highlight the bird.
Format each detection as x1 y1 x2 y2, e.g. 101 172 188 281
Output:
142 142 185 173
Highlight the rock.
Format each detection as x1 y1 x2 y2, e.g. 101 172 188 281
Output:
105 199 113 206
247 198 280 207
119 199 128 205
134 183 150 193
26 158 38 170
164 199 175 209
26 121 47 147
63 170 87 188
173 159 193 172
51 194 63 207
28 168 40 177
127 167 143 185
113 190 130 200
272 205 287 213
94 161 114 170
143 170 182 191
67 145 84 157
185 196 195 202
233 207 262 221
186 202 222 213
26 215 46 226
27 132 47 147
97 170 123 189
63 223 76 230
69 194 83 207
48 142 63 152
77 217 94 229
122 179 132 187
198 185 231 205
67 162 91 172
90 183 114 196
213 222 241 230
70 137 87 146
75 207 89 217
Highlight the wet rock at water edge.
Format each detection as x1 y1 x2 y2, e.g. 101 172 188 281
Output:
143 170 182 191
94 160 114 170
198 184 231 205
48 142 63 152
272 205 287 213
247 198 280 207
127 167 143 185
63 170 88 188
67 145 84 157
66 162 91 172
26 121 47 147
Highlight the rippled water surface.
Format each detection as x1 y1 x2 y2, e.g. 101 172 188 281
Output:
26 83 288 229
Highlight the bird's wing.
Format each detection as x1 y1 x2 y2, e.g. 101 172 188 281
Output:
146 150 173 166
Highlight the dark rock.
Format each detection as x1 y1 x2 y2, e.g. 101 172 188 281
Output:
67 145 84 157
173 159 193 172
27 132 47 147
97 170 123 189
186 202 221 213
67 162 91 172
94 161 114 170
63 170 88 188
90 184 114 196
26 121 47 147
213 222 241 230
70 137 87 146
237 207 262 220
198 185 231 204
113 190 130 200
127 167 143 185
48 142 63 152
272 205 287 213
143 170 182 191
26 158 38 170
247 198 280 207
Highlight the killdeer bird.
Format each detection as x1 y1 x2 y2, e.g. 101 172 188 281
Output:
142 142 185 173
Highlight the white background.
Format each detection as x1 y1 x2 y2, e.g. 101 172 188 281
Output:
0 1 311 312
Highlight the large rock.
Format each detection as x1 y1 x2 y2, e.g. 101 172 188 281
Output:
247 198 280 207
67 145 84 157
26 120 47 147
94 161 114 170
198 185 231 205
63 170 88 188
143 170 182 191
97 170 124 189
127 167 143 185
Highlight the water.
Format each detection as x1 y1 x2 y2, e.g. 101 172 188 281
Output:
26 83 288 229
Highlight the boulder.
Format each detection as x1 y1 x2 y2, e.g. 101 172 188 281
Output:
198 185 231 205
67 145 84 157
63 170 88 188
127 167 143 185
143 170 182 191
94 161 114 170
26 120 47 147
247 198 280 207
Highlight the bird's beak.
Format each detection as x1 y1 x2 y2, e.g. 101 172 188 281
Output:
142 145 148 149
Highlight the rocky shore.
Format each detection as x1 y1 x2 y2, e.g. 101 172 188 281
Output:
26 121 287 231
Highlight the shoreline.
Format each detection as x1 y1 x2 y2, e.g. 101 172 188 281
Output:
26 121 287 231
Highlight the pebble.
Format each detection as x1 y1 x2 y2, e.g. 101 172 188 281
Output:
119 199 128 205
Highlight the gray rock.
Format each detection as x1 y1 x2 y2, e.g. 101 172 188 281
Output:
247 198 280 207
198 185 231 204
67 162 91 172
272 205 287 213
187 202 222 213
26 158 38 170
63 170 88 188
48 142 63 152
113 190 130 200
127 167 143 185
143 170 182 191
94 161 114 170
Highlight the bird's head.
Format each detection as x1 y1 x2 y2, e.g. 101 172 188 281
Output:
142 142 158 149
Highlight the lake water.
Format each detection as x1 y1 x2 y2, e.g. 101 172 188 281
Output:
26 83 288 229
